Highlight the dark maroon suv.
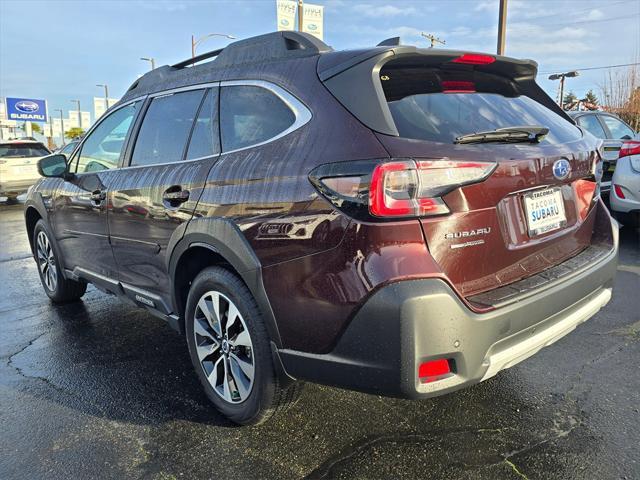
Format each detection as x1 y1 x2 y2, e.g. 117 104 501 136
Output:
26 32 618 425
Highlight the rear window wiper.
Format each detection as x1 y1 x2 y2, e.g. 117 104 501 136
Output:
454 126 549 144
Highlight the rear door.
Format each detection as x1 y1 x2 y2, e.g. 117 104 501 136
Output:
372 57 600 297
107 86 221 302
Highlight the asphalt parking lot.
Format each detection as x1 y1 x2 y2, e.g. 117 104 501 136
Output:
0 201 638 480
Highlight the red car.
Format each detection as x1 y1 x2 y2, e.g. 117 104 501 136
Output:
26 32 617 424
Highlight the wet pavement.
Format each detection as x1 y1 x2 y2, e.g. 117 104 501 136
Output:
0 201 638 480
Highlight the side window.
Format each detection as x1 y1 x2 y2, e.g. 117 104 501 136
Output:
76 102 140 173
220 85 296 152
186 88 220 160
601 115 635 140
577 115 606 139
131 90 204 167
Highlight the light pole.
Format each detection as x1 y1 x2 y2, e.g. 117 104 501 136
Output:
140 57 156 70
548 71 579 109
191 33 235 62
497 0 508 55
54 108 65 146
70 99 82 130
96 84 109 115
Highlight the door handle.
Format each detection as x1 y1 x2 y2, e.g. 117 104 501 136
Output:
90 190 106 203
162 188 190 206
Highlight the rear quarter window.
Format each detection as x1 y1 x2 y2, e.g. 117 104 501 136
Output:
220 85 296 152
380 66 582 145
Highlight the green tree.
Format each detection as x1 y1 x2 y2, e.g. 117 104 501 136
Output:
65 127 85 140
584 89 599 105
30 122 43 135
563 91 577 106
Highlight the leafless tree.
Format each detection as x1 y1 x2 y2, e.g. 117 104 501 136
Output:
599 64 640 131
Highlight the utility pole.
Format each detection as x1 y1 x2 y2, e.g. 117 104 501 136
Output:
298 0 304 32
54 108 64 146
96 84 109 116
421 32 445 48
548 71 579 109
497 0 508 55
70 100 82 130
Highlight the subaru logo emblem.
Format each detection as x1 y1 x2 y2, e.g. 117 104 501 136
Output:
15 101 39 113
552 159 571 180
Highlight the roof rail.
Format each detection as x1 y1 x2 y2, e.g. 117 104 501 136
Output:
170 31 332 71
172 48 224 69
377 37 401 46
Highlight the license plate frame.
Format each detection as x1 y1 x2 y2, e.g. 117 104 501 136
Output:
523 187 567 237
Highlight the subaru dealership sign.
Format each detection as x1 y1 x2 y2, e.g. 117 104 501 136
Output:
5 97 47 122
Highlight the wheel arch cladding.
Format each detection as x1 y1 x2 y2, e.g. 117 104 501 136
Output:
24 202 46 254
168 217 283 346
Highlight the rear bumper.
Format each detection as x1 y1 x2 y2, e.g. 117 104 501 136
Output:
279 206 618 399
0 178 38 195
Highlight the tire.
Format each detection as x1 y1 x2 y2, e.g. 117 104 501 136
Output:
185 266 303 425
33 220 87 303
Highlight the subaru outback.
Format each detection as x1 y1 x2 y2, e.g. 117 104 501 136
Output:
25 32 618 425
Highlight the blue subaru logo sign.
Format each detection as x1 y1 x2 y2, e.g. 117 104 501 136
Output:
6 97 47 122
552 159 571 180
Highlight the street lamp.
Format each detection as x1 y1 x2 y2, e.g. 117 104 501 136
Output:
140 57 156 70
96 84 109 116
191 33 235 62
548 71 579 109
54 108 65 146
70 99 82 129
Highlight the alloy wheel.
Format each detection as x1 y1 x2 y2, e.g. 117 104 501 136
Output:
36 231 57 292
193 290 255 403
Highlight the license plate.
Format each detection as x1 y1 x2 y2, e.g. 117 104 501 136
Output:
523 188 566 236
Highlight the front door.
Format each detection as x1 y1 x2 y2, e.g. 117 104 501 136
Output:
107 87 220 301
51 101 142 278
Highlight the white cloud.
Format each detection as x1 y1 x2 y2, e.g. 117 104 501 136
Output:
585 9 604 20
352 3 418 18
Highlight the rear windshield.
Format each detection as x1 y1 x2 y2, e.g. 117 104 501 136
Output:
0 143 50 157
380 66 582 145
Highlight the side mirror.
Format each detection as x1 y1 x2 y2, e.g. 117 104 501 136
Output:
37 154 69 178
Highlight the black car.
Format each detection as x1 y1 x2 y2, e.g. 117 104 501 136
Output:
25 32 617 425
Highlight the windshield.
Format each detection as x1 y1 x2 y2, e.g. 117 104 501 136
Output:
0 143 50 158
381 66 582 145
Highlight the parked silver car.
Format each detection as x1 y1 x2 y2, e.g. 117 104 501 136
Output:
568 111 636 194
610 136 640 226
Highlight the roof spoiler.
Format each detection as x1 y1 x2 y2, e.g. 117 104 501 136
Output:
317 48 572 136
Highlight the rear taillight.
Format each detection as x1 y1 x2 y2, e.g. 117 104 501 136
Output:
619 140 640 158
369 159 496 218
614 184 626 199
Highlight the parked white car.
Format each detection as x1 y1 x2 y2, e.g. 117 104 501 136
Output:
0 140 51 202
610 136 640 227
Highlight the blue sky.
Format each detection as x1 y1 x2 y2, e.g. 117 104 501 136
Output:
1 0 639 124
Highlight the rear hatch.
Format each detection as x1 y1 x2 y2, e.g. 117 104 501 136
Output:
319 48 601 298
0 142 50 183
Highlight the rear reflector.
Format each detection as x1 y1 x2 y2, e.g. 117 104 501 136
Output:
619 140 640 158
369 159 496 218
452 53 496 65
418 359 451 383
614 184 625 199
